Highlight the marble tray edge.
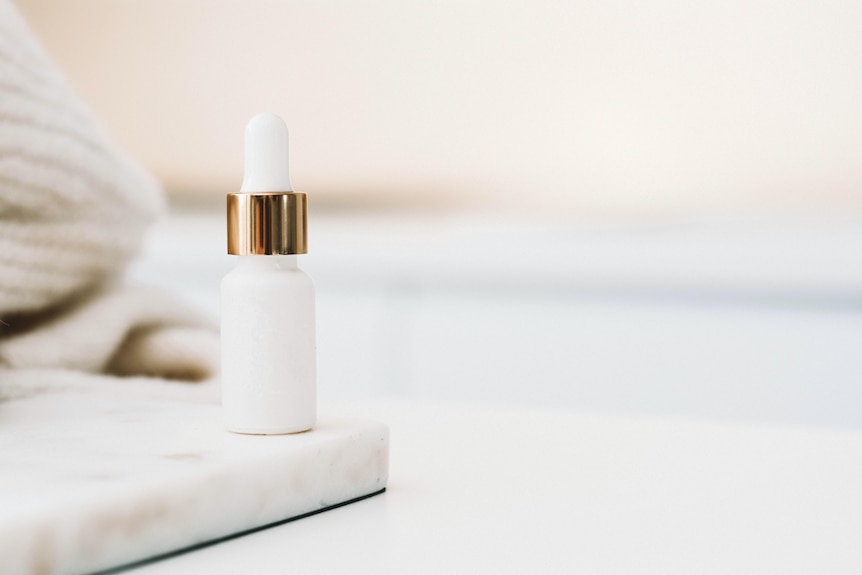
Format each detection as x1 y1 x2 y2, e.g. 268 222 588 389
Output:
90 488 387 575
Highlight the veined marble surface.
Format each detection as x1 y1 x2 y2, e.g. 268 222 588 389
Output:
0 393 389 575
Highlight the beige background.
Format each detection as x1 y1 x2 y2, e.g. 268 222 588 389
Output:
14 0 862 216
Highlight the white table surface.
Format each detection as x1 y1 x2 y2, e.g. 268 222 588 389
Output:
128 397 862 575
119 209 862 572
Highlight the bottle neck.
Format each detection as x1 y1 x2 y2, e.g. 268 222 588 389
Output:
235 254 299 270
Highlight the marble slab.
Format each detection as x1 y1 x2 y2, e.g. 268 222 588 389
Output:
0 393 389 575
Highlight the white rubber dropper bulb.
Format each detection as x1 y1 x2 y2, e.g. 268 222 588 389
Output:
240 112 293 192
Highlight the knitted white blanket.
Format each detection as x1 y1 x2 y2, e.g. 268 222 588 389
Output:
0 1 218 401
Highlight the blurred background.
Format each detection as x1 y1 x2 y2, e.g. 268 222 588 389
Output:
15 0 862 426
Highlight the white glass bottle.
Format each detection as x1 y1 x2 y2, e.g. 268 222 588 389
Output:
221 113 316 434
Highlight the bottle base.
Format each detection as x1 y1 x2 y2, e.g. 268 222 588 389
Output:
226 423 314 435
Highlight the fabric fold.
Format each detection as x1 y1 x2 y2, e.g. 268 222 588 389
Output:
0 0 220 395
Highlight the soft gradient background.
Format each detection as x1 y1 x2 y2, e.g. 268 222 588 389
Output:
13 0 862 429
15 0 862 216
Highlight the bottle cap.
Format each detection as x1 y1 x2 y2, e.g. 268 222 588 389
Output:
227 191 307 255
227 113 307 255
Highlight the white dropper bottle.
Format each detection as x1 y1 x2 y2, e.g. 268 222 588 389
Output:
221 112 316 434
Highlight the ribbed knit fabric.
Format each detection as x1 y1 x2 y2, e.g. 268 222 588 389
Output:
0 0 219 397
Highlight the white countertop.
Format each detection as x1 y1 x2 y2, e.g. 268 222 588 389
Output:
111 209 862 572
127 397 862 575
